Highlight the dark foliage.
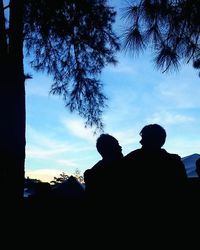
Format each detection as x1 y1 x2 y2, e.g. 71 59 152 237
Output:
122 0 200 76
0 0 119 200
24 0 120 130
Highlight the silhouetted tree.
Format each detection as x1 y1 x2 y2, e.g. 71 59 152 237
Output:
50 172 70 185
0 0 119 200
50 170 84 185
74 168 84 183
122 0 200 75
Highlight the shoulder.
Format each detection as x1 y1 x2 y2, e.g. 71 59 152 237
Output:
162 149 182 161
124 149 144 163
124 149 141 159
84 161 103 180
162 150 186 171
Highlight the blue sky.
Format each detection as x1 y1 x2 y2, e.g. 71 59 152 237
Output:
24 1 200 182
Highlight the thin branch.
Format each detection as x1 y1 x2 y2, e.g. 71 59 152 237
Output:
4 4 10 10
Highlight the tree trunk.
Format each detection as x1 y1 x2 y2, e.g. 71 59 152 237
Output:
0 76 25 201
0 0 25 201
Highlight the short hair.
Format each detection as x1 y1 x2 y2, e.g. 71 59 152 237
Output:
140 124 166 148
96 133 118 157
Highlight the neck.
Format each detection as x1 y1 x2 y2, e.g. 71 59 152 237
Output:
103 154 123 162
142 146 162 151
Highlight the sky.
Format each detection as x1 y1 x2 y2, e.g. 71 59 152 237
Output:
24 0 200 183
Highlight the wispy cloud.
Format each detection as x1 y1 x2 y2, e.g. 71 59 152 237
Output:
25 168 62 183
61 118 97 142
158 75 200 108
112 129 141 155
26 126 77 159
25 38 200 176
26 145 68 160
165 137 200 158
56 159 78 167
146 111 195 125
26 125 91 162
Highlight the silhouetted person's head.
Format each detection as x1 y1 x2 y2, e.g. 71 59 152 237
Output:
196 158 200 177
139 124 166 149
96 134 123 160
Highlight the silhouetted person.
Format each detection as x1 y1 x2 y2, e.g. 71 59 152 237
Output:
196 158 200 178
124 124 187 208
84 134 123 209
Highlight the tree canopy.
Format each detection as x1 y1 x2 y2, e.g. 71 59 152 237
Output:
50 170 84 185
50 172 70 185
122 0 200 76
0 0 119 199
24 0 120 130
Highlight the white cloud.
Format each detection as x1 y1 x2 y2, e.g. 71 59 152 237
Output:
25 169 62 183
26 125 91 161
62 118 97 142
110 129 139 146
165 138 200 158
26 145 68 160
27 125 76 149
56 159 78 167
158 76 200 108
146 111 195 125
24 42 200 174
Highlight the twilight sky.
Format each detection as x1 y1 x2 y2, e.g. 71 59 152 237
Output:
24 0 200 182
